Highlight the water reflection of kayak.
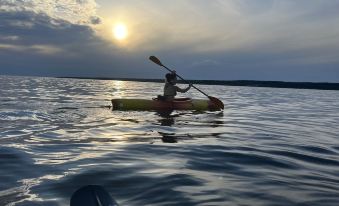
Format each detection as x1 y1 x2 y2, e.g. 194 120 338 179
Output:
71 185 119 206
111 98 221 111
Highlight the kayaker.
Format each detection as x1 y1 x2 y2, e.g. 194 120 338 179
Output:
163 71 192 100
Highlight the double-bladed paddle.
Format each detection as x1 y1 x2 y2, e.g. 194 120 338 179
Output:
149 56 224 110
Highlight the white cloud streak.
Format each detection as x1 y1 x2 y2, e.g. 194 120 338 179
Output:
0 43 63 55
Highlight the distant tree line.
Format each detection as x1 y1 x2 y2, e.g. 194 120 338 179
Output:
58 77 339 91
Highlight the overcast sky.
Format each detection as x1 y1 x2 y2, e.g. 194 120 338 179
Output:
1 0 339 82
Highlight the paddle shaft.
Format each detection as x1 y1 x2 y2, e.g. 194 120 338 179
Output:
161 65 211 98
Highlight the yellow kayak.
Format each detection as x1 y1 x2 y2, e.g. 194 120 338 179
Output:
111 98 221 111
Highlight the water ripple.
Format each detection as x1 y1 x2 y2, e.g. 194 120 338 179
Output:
1 76 339 205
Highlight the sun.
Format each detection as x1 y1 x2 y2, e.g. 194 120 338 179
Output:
113 23 128 40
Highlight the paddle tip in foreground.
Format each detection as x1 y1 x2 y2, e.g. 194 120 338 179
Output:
70 185 119 206
149 56 163 66
208 96 224 110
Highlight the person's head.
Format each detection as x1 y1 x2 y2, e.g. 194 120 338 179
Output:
165 73 177 84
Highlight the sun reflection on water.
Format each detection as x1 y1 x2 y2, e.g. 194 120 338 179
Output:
111 80 126 98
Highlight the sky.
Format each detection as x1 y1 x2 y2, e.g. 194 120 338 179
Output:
0 0 339 82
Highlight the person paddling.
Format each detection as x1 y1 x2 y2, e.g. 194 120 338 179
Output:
163 71 192 101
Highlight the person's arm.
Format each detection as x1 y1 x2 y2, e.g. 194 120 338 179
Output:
175 84 192 93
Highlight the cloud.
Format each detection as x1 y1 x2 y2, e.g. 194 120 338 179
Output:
0 35 20 41
90 16 101 25
0 0 339 82
0 10 93 47
0 8 154 78
190 59 220 68
98 0 339 57
0 43 63 55
0 0 101 25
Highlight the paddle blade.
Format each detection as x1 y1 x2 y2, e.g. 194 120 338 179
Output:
70 185 119 206
149 56 163 66
208 96 224 110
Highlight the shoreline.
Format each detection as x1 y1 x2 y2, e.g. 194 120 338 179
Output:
57 76 339 91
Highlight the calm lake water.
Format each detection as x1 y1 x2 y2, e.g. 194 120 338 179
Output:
0 75 339 206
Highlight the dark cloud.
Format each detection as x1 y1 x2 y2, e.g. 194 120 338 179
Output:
89 16 101 25
0 10 156 78
0 11 91 45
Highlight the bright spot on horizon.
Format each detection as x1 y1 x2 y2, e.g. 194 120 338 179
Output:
113 23 128 40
